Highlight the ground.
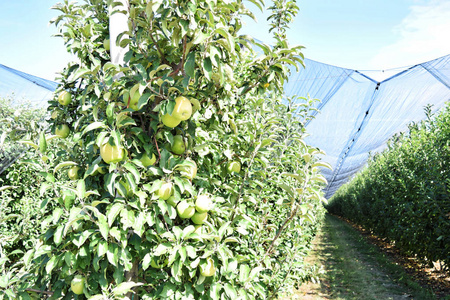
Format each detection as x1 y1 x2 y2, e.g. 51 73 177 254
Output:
281 214 449 300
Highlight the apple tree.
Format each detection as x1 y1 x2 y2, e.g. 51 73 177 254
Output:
7 0 329 299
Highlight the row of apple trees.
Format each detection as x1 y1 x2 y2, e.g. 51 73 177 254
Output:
1 0 329 299
0 97 77 296
0 97 46 265
327 104 450 273
0 97 45 175
0 97 51 262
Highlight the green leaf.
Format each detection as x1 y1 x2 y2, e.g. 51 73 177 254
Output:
123 162 140 184
184 52 196 77
39 131 47 154
116 113 136 128
70 67 92 81
82 121 108 136
239 264 250 283
77 179 86 199
108 203 124 227
46 255 58 274
224 283 237 299
98 240 108 257
218 221 231 239
192 31 208 45
97 212 109 240
249 266 264 280
74 230 95 248
137 92 152 110
52 208 64 224
18 140 38 150
0 185 16 192
107 243 119 266
113 282 143 296
39 172 55 183
105 172 118 195
182 225 195 239
202 57 212 80
154 243 171 256
142 253 152 270
171 258 182 281
53 161 78 174
23 249 34 267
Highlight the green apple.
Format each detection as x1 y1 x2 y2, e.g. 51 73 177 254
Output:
71 275 86 295
129 84 140 110
140 152 156 167
103 38 110 51
68 166 80 180
190 98 201 113
55 124 70 138
100 141 125 164
157 182 173 200
195 195 212 213
227 161 241 174
200 257 216 277
166 196 179 207
191 211 207 224
176 200 195 219
58 91 72 105
172 96 192 121
171 135 186 155
161 113 181 128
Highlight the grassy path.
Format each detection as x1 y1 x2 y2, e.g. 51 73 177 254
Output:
283 214 436 300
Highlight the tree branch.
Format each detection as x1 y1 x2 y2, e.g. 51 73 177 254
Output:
25 288 54 296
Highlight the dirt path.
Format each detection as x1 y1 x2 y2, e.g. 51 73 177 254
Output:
283 214 434 300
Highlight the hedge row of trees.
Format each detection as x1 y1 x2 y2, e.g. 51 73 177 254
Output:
0 97 48 261
326 104 450 272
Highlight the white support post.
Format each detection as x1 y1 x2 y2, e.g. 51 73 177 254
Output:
109 0 129 71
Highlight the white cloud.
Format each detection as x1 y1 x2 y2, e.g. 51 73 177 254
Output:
369 0 450 70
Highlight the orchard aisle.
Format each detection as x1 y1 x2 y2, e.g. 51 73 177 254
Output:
284 214 435 300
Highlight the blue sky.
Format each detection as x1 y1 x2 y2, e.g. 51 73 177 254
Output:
1 0 449 81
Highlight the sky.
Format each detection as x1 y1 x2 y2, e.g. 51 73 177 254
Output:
0 0 449 81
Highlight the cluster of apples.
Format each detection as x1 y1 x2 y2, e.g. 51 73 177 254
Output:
161 96 193 128
53 91 72 139
156 179 213 225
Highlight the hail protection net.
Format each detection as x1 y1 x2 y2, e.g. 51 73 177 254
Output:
0 64 57 107
0 64 57 174
285 54 450 198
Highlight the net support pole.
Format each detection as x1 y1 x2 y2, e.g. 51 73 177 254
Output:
109 0 129 78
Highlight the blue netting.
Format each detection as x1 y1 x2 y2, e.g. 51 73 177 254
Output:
0 64 58 107
285 54 450 198
2 53 450 198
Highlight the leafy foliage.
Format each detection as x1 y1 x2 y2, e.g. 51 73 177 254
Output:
0 97 74 298
0 97 48 260
0 97 45 173
327 104 450 273
2 0 328 299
